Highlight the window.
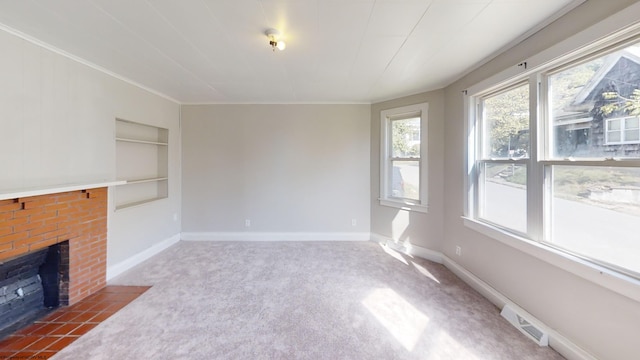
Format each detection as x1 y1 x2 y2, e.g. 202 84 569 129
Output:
605 117 640 144
380 103 428 212
477 84 529 233
469 37 640 279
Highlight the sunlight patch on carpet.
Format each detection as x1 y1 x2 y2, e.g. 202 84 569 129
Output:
379 243 409 265
425 330 481 360
410 261 440 283
362 288 429 351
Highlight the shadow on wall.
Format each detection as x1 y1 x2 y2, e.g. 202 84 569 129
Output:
377 207 426 249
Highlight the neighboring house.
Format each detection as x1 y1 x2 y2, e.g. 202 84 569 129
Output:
554 48 640 157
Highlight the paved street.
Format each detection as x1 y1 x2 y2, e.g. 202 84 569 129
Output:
483 181 640 275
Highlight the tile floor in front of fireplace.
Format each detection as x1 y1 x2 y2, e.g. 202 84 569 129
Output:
0 285 150 359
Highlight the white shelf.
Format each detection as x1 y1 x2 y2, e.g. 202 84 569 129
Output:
115 119 169 210
115 137 168 146
0 180 125 201
115 196 167 211
119 177 169 185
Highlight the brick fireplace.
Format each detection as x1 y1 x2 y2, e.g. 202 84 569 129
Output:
0 187 108 305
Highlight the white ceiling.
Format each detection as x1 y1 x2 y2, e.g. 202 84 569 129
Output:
0 0 581 104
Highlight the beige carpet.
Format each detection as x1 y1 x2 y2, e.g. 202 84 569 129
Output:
52 241 563 359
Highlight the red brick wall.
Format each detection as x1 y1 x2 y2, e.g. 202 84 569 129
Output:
0 187 108 305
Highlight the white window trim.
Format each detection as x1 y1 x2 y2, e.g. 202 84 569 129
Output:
379 103 428 213
463 1 640 302
605 116 640 145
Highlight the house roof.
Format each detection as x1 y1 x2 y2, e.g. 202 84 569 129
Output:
571 47 640 107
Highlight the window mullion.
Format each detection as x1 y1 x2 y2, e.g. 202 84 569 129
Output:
474 100 482 219
528 76 544 242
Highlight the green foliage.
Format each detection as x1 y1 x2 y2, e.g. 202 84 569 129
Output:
489 166 640 200
485 164 526 185
392 118 420 157
508 167 527 185
601 88 640 116
550 59 603 112
484 85 529 157
554 167 640 199
483 58 604 158
628 89 640 116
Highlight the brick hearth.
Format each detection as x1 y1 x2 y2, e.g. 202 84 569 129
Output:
0 187 108 305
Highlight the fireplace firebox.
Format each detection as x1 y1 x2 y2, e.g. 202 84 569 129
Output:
0 241 69 339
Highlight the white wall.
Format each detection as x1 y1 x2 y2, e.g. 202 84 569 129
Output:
0 28 181 271
181 104 370 238
370 90 445 251
107 84 181 268
442 1 640 359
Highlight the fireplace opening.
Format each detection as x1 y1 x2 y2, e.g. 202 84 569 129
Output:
0 241 69 339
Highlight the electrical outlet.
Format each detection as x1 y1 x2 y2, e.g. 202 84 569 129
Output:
173 213 178 221
245 219 251 227
455 246 462 256
351 219 357 226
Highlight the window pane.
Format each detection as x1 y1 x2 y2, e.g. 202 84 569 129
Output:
625 130 639 142
607 131 621 143
550 166 640 276
391 161 419 200
479 163 527 233
624 117 640 142
392 117 420 158
482 85 529 159
550 43 640 158
625 117 639 129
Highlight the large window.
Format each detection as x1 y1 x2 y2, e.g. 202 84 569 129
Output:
380 103 428 212
469 37 640 279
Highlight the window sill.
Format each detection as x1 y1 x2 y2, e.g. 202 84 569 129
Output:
379 199 428 213
462 216 640 303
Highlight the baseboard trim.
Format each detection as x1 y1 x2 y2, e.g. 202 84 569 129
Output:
106 233 181 281
369 233 443 264
441 255 596 360
180 232 371 242
441 255 508 308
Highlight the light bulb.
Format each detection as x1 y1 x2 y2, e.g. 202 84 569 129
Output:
265 29 286 51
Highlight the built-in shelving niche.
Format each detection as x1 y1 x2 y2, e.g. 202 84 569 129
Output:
115 119 168 210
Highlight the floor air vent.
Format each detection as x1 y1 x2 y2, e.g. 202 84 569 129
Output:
500 304 549 346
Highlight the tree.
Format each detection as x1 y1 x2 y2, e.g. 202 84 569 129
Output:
550 59 603 112
601 88 640 116
392 118 420 157
484 85 529 157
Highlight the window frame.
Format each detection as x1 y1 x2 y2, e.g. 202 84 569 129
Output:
464 11 640 299
379 103 428 213
605 116 640 144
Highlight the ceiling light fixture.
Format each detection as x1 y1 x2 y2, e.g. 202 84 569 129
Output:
265 29 286 51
